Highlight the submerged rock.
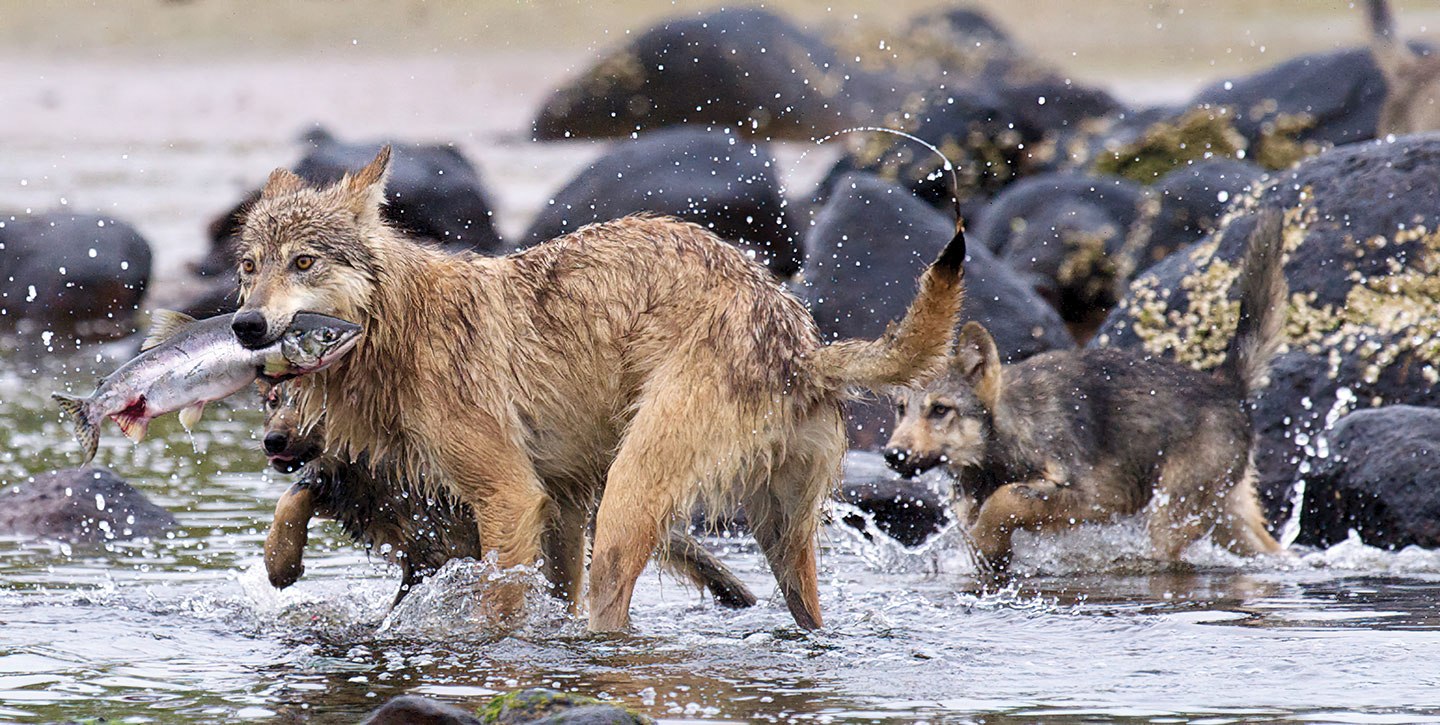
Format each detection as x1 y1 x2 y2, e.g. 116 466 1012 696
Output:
1298 406 1440 549
521 127 802 276
362 695 481 725
479 689 652 725
0 468 176 543
804 173 1070 448
1096 136 1440 522
196 128 503 277
533 7 892 141
0 212 152 341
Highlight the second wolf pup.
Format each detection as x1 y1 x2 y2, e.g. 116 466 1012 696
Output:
884 210 1288 573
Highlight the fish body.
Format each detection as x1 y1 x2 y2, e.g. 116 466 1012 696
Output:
53 311 361 464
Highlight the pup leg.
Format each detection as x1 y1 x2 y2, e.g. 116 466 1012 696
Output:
1149 453 1251 561
658 529 758 609
1215 466 1284 556
264 483 315 589
970 477 1080 577
543 496 591 613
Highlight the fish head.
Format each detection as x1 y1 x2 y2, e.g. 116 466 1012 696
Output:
232 147 390 348
277 313 363 373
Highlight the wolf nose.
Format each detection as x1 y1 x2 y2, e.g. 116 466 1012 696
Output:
263 431 289 455
883 447 910 470
232 311 269 347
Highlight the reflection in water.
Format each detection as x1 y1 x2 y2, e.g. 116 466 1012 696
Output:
4 355 1440 722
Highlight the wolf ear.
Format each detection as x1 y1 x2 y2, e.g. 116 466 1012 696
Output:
342 145 392 221
261 168 306 200
952 321 1002 409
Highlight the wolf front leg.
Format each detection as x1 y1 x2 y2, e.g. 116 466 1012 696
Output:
436 420 552 625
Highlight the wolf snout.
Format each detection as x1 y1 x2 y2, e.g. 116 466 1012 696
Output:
883 447 936 478
263 431 289 455
232 310 271 348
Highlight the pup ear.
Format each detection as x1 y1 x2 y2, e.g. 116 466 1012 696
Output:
261 168 305 200
952 321 1002 409
341 144 392 221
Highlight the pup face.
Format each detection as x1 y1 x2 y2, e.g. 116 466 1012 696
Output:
884 385 989 477
259 382 324 473
232 147 390 348
884 321 1003 478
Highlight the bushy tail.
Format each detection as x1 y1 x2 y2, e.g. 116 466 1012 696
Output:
810 223 967 392
1367 0 1412 79
659 530 758 609
52 393 99 465
1218 209 1288 396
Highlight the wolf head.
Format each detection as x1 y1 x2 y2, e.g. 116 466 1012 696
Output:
259 381 325 474
232 146 391 348
884 321 1001 478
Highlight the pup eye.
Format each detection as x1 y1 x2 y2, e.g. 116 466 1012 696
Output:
240 259 256 274
896 402 908 416
265 393 281 410
294 255 316 271
927 403 953 419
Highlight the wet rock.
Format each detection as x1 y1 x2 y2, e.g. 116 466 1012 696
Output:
804 173 1072 448
835 6 1036 88
521 128 802 276
0 212 152 340
838 450 949 548
533 7 893 141
971 172 1143 340
0 468 177 543
1095 136 1440 522
1124 158 1267 274
1189 47 1408 160
1298 406 1440 549
478 688 652 725
817 86 1030 220
196 128 503 277
362 695 481 725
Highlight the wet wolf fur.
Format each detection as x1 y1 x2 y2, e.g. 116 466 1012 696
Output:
231 146 965 630
885 211 1287 574
1367 0 1440 136
258 382 759 610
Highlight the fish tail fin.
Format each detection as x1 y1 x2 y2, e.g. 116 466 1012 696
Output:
52 393 99 465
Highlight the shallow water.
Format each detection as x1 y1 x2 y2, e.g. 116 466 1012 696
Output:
4 358 1440 723
7 3 1440 720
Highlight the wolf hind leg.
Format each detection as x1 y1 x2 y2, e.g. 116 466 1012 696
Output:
587 372 755 632
742 417 843 629
1213 466 1284 556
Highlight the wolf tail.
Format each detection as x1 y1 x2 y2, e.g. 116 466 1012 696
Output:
810 223 966 392
1217 209 1288 397
52 393 100 466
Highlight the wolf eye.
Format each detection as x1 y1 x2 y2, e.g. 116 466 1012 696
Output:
896 401 908 416
265 392 281 410
294 255 316 271
240 259 256 275
927 403 953 419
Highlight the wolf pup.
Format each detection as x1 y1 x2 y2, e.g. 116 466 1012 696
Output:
885 210 1287 575
258 382 759 610
230 146 966 630
1367 0 1440 136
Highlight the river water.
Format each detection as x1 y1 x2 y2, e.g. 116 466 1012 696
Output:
4 359 1440 723
6 2 1440 722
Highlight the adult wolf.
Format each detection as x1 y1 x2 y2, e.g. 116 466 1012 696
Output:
230 146 966 631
